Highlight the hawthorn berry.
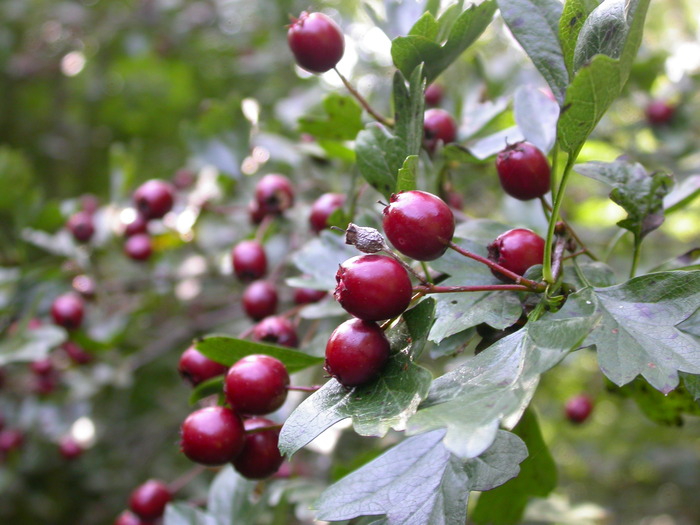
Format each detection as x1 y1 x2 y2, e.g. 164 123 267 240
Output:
231 240 267 282
645 99 675 126
251 316 298 348
128 479 172 520
495 141 551 200
124 212 149 237
565 394 594 424
72 275 96 300
178 345 227 387
172 168 196 190
51 293 85 330
487 228 546 280
30 357 54 376
0 429 24 455
254 174 295 216
424 83 444 107
242 280 279 321
114 510 145 525
58 436 83 460
232 417 284 479
293 287 327 305
309 192 345 233
423 108 457 153
61 340 93 365
382 190 455 261
325 318 390 387
133 179 175 220
124 233 153 261
287 11 345 74
80 193 100 215
247 199 266 225
334 255 412 321
225 354 289 415
66 211 95 243
180 406 245 466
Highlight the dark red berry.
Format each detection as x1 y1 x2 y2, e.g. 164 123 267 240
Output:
129 479 172 520
487 228 545 280
0 429 24 454
232 417 284 479
248 200 266 225
172 168 196 190
59 436 83 460
133 179 175 220
30 357 54 376
334 255 412 321
51 293 85 330
325 318 390 387
309 193 345 233
124 213 149 237
124 233 153 261
287 12 345 74
232 240 267 282
67 211 95 243
61 341 93 365
423 108 457 153
242 281 279 321
80 194 100 215
565 394 594 424
496 141 551 200
645 99 675 126
382 190 454 261
254 174 295 216
293 287 327 305
180 406 246 466
225 355 289 415
251 316 298 348
424 83 444 107
32 372 59 396
178 346 227 387
114 510 147 525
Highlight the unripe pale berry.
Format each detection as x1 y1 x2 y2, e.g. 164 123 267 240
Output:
287 12 345 74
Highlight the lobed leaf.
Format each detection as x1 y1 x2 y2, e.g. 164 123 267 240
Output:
298 94 364 142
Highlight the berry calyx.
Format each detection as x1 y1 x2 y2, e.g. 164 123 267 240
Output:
124 233 153 261
224 354 290 415
251 316 298 348
133 179 175 220
66 211 95 243
287 12 345 74
309 192 345 233
254 174 295 216
232 417 284 479
334 255 412 321
645 99 675 126
128 479 172 520
178 345 227 387
565 394 594 424
487 228 546 280
51 293 85 330
325 318 390 387
231 240 268 282
242 280 279 321
423 108 457 153
495 141 551 200
180 406 246 466
424 83 444 107
382 190 455 261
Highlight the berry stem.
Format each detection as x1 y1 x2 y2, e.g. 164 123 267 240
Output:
334 68 394 128
539 196 598 261
168 465 206 494
415 284 532 294
630 238 642 279
287 384 321 392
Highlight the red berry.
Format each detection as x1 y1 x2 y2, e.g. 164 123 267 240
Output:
287 12 345 74
114 510 148 525
424 83 444 107
242 281 279 321
247 200 266 225
254 174 295 216
232 240 268 282
309 193 345 233
51 293 85 330
61 341 93 365
124 233 153 261
180 406 246 466
172 168 196 190
133 179 175 220
495 141 551 200
487 228 546 280
124 213 149 237
129 479 171 520
382 190 454 261
565 394 594 424
325 318 390 387
232 417 284 479
58 436 83 460
0 429 24 454
178 346 227 387
32 374 59 396
225 355 289 415
334 255 412 321
423 109 457 153
80 194 100 215
645 99 675 126
67 211 95 243
72 275 96 300
30 357 54 376
251 316 298 348
293 287 327 305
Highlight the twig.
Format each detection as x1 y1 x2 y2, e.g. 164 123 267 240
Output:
334 68 393 128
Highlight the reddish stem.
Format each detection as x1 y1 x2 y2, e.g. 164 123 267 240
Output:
415 284 532 294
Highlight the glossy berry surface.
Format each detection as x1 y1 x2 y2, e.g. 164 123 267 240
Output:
178 345 227 387
309 192 345 233
287 11 344 73
242 280 279 321
128 479 172 520
487 228 545 280
424 83 444 107
334 255 412 321
495 141 551 200
251 316 298 348
58 436 83 460
124 233 153 261
565 394 594 424
180 406 245 466
382 190 455 261
423 108 457 153
67 211 95 243
233 417 284 479
293 287 327 305
133 179 174 220
645 99 675 126
325 318 390 387
51 293 85 330
124 213 149 237
231 240 267 282
225 355 289 415
254 174 295 216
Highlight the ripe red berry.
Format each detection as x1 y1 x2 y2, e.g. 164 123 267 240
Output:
129 479 172 520
231 240 268 282
225 355 289 415
242 280 279 321
114 510 145 525
61 340 93 365
382 190 455 261
51 293 85 330
32 374 59 396
293 287 327 305
124 212 149 237
133 179 175 220
254 174 295 216
424 83 444 107
232 417 284 479
247 200 266 225
80 193 100 215
66 211 95 243
287 11 345 74
180 406 246 466
124 233 153 261
178 345 227 387
495 141 551 200
423 108 457 153
58 436 83 460
325 318 390 387
487 228 546 280
334 255 412 321
172 168 196 190
565 394 594 424
30 357 54 376
309 193 345 233
645 99 675 126
0 429 24 454
251 316 298 348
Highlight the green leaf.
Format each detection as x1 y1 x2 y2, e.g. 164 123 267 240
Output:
497 0 569 104
664 175 700 214
584 271 700 393
513 85 560 153
559 0 601 75
408 11 440 39
396 155 419 193
290 230 359 291
403 298 436 359
207 466 259 525
195 336 323 373
471 409 557 525
393 65 425 167
649 248 700 273
188 375 225 405
298 94 364 141
681 373 700 401
616 377 700 426
356 125 406 199
163 503 216 525
573 0 628 70
0 325 66 366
